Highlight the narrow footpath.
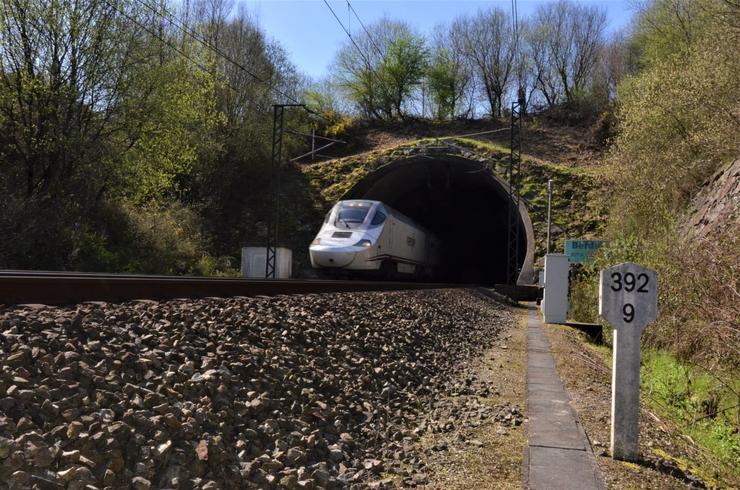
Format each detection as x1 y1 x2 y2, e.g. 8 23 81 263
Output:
524 306 604 489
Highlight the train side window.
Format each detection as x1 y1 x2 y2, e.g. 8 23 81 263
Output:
371 210 386 226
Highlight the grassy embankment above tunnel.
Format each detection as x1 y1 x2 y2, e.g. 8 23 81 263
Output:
298 135 605 276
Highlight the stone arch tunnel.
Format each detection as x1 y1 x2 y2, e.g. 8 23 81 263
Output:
343 150 535 285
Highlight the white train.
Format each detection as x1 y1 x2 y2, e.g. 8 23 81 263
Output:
309 200 441 277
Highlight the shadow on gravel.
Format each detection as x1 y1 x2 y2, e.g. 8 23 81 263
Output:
564 321 604 344
629 456 708 489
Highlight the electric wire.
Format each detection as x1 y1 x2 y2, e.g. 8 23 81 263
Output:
101 0 314 151
436 127 510 140
346 0 384 58
125 0 330 124
323 0 376 70
324 0 390 120
127 0 306 108
99 0 243 96
511 0 525 95
512 0 520 59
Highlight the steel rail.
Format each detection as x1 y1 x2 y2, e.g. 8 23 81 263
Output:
0 271 459 306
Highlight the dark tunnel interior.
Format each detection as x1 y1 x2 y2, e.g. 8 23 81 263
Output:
344 155 532 285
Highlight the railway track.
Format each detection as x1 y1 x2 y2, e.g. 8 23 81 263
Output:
0 270 459 306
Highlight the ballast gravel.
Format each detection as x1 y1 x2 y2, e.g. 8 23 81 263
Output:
0 289 515 489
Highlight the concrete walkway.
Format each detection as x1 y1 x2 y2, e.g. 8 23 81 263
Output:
523 307 604 489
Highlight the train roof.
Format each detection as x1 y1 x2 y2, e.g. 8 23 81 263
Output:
334 200 430 234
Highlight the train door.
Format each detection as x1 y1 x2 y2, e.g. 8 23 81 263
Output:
377 216 395 274
407 229 417 261
386 217 394 253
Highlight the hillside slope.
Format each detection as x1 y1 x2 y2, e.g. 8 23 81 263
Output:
296 118 606 275
685 158 739 240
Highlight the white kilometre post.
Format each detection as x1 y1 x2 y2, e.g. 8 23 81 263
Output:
599 262 658 461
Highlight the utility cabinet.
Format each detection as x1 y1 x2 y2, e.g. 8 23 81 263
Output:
542 253 569 324
241 247 292 279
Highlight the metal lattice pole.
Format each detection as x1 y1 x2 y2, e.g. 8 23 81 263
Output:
265 105 285 279
506 101 522 285
546 179 553 254
265 104 305 279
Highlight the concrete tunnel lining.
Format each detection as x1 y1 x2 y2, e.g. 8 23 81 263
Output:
343 154 535 285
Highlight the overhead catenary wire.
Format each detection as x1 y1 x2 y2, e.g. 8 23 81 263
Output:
324 0 392 121
516 3 520 51
100 0 244 96
323 0 376 70
289 140 340 162
511 0 525 98
285 129 347 144
125 0 333 124
101 0 274 109
127 0 307 108
105 0 334 166
435 127 510 140
346 0 384 58
511 0 516 62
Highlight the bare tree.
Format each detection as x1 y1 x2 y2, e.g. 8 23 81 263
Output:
511 18 540 112
528 0 607 105
191 0 233 48
570 3 608 97
185 3 303 124
452 8 515 117
333 17 393 119
526 18 562 107
213 8 273 120
592 31 639 103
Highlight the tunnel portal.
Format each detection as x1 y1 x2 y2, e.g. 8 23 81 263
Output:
343 153 534 285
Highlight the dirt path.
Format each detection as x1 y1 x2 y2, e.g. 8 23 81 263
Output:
421 304 528 489
393 304 729 489
523 307 603 489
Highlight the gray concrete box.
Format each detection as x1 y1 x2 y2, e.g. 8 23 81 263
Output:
542 254 569 324
241 247 292 279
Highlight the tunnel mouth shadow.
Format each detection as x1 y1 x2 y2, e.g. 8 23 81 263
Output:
343 153 535 286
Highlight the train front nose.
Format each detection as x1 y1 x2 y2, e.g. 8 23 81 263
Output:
309 247 356 268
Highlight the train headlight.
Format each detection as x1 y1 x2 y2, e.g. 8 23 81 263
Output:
354 239 372 247
311 238 321 245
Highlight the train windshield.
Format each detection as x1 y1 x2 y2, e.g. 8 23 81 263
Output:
336 202 371 224
370 210 386 226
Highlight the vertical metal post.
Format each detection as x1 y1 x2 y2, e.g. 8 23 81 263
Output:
546 179 553 254
265 103 305 279
506 100 523 285
266 105 285 279
311 128 316 162
421 81 426 119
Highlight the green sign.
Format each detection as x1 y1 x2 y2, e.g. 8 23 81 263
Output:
565 240 606 264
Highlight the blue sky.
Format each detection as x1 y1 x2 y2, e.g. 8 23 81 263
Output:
245 0 638 80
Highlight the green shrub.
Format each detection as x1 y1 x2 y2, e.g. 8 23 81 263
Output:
0 192 77 270
193 254 240 277
642 350 740 477
569 0 739 366
609 0 738 239
543 94 607 127
71 200 208 275
590 111 617 147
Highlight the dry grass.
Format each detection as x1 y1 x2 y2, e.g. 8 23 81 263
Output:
546 323 735 488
